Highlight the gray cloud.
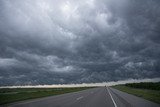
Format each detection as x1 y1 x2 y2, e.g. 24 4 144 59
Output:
0 0 160 86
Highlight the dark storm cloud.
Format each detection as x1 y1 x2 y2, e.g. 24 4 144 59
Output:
0 0 160 86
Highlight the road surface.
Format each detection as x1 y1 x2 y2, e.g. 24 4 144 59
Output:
5 87 160 107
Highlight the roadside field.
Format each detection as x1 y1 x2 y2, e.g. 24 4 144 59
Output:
0 87 93 105
112 82 160 104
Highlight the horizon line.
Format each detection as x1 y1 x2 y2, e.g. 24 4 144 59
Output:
0 78 160 88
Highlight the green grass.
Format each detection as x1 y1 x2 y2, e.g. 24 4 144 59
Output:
112 85 160 104
125 82 160 90
0 87 93 105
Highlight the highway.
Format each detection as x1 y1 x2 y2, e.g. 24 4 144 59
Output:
7 87 160 107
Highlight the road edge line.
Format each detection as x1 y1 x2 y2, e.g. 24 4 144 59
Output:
107 87 118 107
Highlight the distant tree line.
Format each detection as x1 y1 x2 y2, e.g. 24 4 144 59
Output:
125 82 160 90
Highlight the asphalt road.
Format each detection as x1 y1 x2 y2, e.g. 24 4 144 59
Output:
5 87 160 107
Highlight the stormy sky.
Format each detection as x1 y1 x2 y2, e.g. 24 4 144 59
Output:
0 0 160 86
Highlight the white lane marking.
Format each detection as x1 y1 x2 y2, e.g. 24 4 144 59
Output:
107 87 117 107
76 96 83 100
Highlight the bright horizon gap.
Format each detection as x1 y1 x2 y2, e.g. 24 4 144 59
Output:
1 78 160 88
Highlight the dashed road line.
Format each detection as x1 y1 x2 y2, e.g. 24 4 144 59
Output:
76 96 83 100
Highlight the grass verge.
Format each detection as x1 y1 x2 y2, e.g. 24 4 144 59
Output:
112 85 160 104
0 87 93 105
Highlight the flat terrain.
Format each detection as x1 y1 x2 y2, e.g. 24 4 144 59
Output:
0 87 92 105
113 83 160 104
2 87 160 107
